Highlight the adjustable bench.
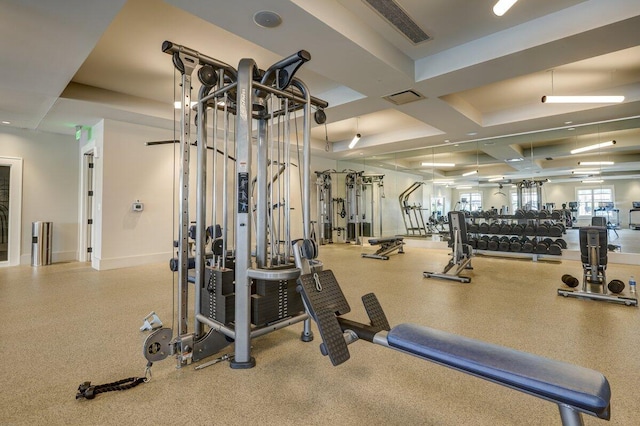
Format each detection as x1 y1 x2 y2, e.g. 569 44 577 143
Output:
361 236 405 260
297 267 612 426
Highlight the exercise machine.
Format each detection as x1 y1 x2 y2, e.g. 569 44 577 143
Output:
516 179 544 211
361 237 404 260
630 201 640 230
143 41 328 370
315 170 385 244
423 211 473 283
558 226 637 306
399 182 429 236
293 242 612 426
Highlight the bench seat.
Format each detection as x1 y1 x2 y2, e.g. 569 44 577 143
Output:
387 323 610 420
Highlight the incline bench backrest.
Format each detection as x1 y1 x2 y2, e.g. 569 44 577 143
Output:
580 226 607 266
448 211 468 244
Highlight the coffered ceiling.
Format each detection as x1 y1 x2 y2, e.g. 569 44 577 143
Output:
1 0 639 184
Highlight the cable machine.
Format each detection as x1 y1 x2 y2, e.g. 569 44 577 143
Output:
144 41 328 370
516 180 544 211
315 170 384 244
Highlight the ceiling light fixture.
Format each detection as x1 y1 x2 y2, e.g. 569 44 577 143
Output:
505 158 523 162
421 162 456 167
542 95 625 104
582 179 604 184
572 170 601 175
578 161 615 166
462 170 478 177
488 176 504 182
570 140 616 154
348 133 361 149
457 186 472 190
493 0 518 16
433 180 454 185
1 120 10 125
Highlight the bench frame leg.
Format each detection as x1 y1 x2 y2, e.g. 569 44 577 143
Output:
558 404 584 426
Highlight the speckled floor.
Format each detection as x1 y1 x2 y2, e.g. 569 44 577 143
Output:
1 245 639 425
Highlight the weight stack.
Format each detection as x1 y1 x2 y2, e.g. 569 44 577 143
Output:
200 267 236 323
251 278 305 326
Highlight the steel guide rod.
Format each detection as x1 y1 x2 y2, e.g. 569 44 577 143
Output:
177 51 196 342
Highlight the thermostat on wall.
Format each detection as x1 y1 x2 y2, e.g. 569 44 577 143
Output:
132 201 144 212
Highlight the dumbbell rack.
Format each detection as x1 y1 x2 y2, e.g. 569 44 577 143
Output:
467 210 568 262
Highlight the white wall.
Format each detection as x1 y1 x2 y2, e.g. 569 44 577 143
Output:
0 127 78 264
86 119 175 270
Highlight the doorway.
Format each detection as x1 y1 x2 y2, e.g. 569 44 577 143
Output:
0 157 22 267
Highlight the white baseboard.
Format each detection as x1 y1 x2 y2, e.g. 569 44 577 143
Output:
92 251 172 270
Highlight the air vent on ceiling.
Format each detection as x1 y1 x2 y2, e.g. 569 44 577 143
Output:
363 0 430 44
383 89 426 105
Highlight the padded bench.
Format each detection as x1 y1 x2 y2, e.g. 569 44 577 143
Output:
296 267 612 426
387 323 611 423
361 237 405 260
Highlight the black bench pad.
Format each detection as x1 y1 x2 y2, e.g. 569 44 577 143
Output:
387 323 610 419
368 237 403 245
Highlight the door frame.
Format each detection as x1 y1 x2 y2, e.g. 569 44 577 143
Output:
0 156 23 267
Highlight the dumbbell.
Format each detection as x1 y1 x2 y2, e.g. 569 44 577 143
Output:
488 223 501 234
512 224 524 236
514 209 525 219
521 238 534 253
510 241 522 252
551 210 562 220
562 274 580 288
479 222 490 234
487 236 499 250
548 242 562 255
524 223 536 235
499 223 512 235
499 236 510 251
477 236 489 250
608 279 625 294
536 223 549 236
468 223 479 233
534 241 548 254
554 238 567 249
468 237 478 249
548 224 563 237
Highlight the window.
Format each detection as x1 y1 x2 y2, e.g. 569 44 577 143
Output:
576 186 614 217
459 192 482 212
510 191 518 213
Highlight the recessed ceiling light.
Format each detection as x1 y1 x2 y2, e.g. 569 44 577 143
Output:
1 120 10 125
253 11 282 28
505 158 523 162
567 127 575 131
444 139 450 143
467 132 478 136
564 121 573 125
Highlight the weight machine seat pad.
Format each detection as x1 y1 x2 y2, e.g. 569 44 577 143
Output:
368 237 404 245
387 323 611 419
